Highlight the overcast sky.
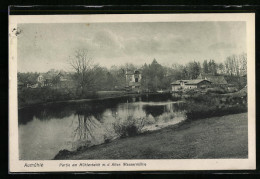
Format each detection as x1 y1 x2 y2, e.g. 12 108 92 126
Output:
17 22 246 72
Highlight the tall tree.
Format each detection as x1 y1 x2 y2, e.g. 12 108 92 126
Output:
208 59 217 75
224 54 243 76
186 61 201 79
69 49 98 95
238 53 247 76
141 59 166 91
224 53 247 76
203 60 209 74
218 63 225 74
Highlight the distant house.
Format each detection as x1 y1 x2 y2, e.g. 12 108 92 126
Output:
23 71 75 89
36 74 52 87
44 78 53 87
53 72 75 88
56 72 68 82
37 74 45 87
197 73 228 87
125 69 142 92
171 79 212 92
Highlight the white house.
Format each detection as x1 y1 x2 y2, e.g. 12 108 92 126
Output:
125 69 142 92
171 79 212 92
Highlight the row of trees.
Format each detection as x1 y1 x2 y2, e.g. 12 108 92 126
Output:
224 53 247 76
202 53 247 76
19 49 247 94
68 49 247 93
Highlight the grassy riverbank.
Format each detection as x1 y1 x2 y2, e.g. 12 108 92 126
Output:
54 113 248 159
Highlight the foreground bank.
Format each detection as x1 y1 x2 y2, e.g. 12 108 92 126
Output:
54 113 248 159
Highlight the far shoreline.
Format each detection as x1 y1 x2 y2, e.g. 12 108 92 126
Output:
18 92 171 110
18 88 247 110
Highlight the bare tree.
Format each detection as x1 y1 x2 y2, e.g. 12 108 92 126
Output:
238 52 247 76
224 53 247 76
69 49 97 95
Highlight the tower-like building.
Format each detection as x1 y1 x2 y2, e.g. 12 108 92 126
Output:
125 69 142 92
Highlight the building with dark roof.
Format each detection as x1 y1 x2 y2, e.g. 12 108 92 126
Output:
171 79 212 92
197 73 228 86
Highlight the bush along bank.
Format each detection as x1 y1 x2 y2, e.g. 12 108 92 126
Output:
183 92 247 121
18 87 100 108
18 86 178 109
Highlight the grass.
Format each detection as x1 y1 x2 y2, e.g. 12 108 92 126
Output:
54 113 248 160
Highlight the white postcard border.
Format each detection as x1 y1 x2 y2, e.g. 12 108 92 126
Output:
8 13 256 172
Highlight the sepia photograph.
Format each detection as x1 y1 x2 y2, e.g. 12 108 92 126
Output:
9 14 255 172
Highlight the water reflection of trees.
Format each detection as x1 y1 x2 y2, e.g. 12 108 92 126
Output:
18 97 186 126
18 104 75 125
18 98 121 125
73 113 101 141
142 105 165 117
72 106 119 149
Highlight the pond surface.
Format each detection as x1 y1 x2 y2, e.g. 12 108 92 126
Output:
18 94 187 160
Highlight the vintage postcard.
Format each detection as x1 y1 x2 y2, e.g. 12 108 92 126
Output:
9 13 255 172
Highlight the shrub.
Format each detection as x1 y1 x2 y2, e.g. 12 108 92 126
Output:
184 91 248 121
113 116 144 138
185 102 247 121
18 87 100 107
206 87 228 94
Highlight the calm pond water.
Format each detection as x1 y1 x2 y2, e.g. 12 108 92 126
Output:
18 94 187 160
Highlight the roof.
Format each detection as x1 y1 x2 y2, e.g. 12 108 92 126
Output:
197 73 228 85
37 71 71 81
126 69 141 75
171 79 212 85
186 79 211 85
134 70 141 74
171 80 183 85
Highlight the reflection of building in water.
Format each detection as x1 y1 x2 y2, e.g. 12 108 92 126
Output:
125 69 142 93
